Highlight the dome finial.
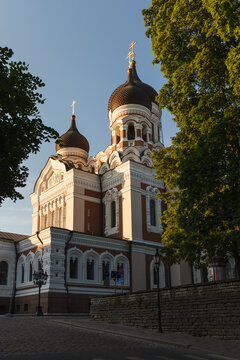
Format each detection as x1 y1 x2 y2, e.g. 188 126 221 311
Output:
71 100 76 116
126 41 136 68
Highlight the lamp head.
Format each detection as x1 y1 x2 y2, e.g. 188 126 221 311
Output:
153 248 161 265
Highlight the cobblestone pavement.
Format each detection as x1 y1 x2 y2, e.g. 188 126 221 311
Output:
0 316 239 360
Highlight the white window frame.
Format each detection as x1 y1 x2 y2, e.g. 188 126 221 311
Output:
67 247 83 282
25 251 34 284
103 188 120 236
100 251 114 286
146 186 163 234
17 255 26 286
83 250 99 283
114 254 129 287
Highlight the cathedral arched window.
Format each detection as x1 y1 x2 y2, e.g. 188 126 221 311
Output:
102 260 110 286
146 186 163 234
103 188 119 236
150 199 156 226
0 261 8 285
21 264 25 284
111 201 116 228
70 257 78 279
114 255 129 286
128 125 135 140
29 262 33 282
87 258 95 280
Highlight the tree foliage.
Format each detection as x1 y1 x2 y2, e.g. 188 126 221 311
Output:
143 0 240 275
0 47 58 205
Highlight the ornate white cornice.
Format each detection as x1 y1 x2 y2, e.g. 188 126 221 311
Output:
109 104 151 125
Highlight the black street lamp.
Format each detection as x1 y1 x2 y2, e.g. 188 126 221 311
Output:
153 248 162 333
33 260 48 316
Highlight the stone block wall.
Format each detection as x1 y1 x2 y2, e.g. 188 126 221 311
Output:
90 280 240 339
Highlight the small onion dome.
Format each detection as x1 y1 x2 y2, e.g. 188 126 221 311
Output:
108 61 158 113
56 115 89 153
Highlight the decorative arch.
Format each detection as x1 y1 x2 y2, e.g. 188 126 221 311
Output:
17 254 26 285
87 157 97 173
83 249 100 283
67 247 83 281
33 249 42 272
103 188 120 236
114 254 130 286
99 163 110 175
141 156 152 167
33 157 67 196
122 147 141 163
26 251 34 283
145 186 163 234
109 151 121 169
100 251 114 286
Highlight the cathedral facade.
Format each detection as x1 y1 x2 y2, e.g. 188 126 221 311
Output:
0 59 192 314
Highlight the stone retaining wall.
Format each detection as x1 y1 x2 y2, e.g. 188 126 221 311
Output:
90 280 240 339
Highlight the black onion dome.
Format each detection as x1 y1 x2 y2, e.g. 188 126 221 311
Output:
56 115 89 152
108 68 151 113
130 61 158 104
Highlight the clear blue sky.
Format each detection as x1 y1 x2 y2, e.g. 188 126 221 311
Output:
0 0 177 235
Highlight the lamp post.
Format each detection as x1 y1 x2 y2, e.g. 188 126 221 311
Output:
153 248 162 333
33 260 48 316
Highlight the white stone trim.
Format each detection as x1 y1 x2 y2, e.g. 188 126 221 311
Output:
100 251 115 286
114 253 130 287
83 249 100 283
67 247 83 282
146 186 163 234
103 188 120 236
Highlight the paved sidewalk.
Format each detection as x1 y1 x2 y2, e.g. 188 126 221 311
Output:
50 317 240 359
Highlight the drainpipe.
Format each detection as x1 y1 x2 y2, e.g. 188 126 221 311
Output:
99 174 103 236
64 230 74 313
128 240 132 292
8 241 18 314
36 231 43 246
36 231 44 258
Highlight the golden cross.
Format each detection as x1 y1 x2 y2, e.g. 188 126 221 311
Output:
126 51 132 67
71 100 76 115
128 41 136 62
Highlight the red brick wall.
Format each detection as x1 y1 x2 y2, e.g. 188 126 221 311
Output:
84 201 101 235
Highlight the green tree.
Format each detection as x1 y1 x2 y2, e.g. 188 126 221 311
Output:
0 47 58 205
143 0 240 277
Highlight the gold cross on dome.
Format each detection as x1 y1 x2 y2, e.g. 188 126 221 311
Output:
128 41 136 63
71 100 76 115
126 51 132 67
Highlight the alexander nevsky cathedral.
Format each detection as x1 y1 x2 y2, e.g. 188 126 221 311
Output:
1 44 234 314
